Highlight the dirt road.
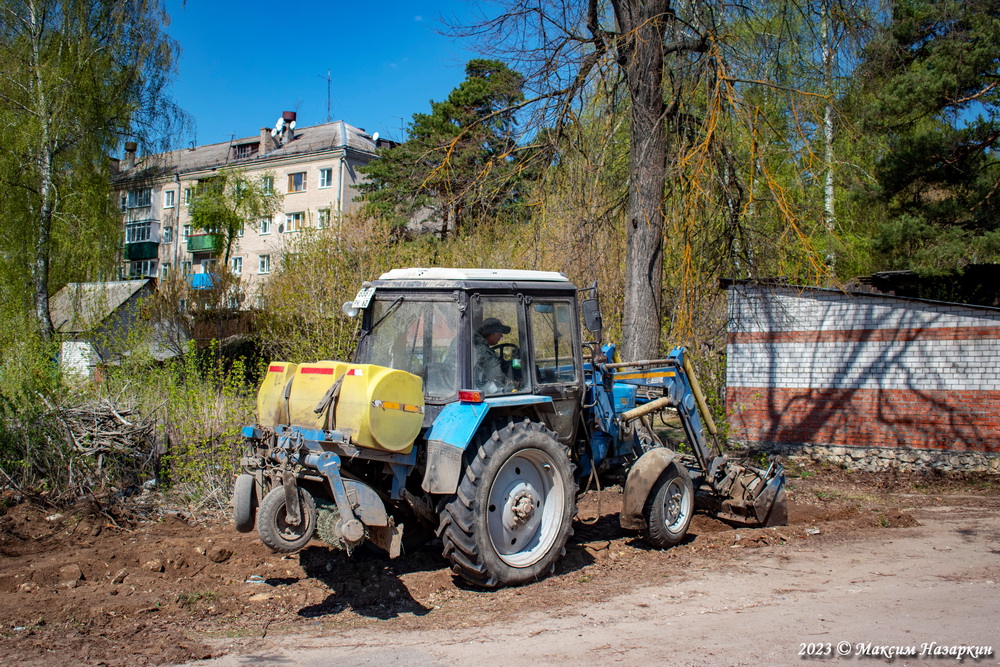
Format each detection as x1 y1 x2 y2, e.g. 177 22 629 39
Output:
187 497 1000 666
1 468 998 666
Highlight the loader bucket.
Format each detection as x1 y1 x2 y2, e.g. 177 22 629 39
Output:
704 461 789 527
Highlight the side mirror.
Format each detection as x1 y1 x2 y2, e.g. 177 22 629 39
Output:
582 298 602 334
342 301 359 318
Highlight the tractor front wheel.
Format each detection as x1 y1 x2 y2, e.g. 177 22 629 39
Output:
643 463 694 548
257 485 317 553
438 420 575 587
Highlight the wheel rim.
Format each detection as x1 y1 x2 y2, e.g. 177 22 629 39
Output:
486 447 565 568
660 477 692 534
275 501 309 543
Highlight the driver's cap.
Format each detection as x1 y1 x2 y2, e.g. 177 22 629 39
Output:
479 317 511 335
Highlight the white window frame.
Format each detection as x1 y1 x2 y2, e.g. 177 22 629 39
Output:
129 259 156 278
260 216 272 235
181 260 192 274
162 225 173 244
319 168 333 189
125 220 154 243
126 189 151 209
184 187 192 206
258 254 271 275
285 212 305 233
231 256 243 275
261 175 274 195
163 190 176 209
236 222 245 237
160 262 171 278
317 208 330 229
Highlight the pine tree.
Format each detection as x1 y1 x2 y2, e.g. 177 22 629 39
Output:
357 59 526 238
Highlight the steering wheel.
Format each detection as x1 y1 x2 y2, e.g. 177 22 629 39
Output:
491 343 520 362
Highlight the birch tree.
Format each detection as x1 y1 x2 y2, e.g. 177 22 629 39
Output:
0 0 184 338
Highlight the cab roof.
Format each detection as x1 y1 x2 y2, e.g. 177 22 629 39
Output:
378 268 569 282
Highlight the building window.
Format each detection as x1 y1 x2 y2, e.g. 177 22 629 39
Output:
317 208 330 229
126 189 151 209
319 168 333 189
120 195 127 212
184 187 192 205
125 220 153 243
183 224 191 238
181 260 192 274
285 212 305 233
258 254 271 274
260 216 271 235
129 259 156 278
261 175 274 195
233 142 259 160
231 256 243 275
236 222 245 237
163 190 175 209
160 262 171 278
162 226 173 244
287 172 307 193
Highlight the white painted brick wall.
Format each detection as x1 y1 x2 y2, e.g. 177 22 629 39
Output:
727 285 1000 392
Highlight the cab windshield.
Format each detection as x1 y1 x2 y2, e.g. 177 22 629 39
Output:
364 297 460 399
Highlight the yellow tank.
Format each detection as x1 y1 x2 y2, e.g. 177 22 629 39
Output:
286 361 350 430
256 362 298 427
335 364 424 453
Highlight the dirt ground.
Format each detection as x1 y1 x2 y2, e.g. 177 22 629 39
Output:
1 463 998 666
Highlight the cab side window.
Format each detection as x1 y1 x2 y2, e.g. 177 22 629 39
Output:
530 300 578 384
471 297 528 395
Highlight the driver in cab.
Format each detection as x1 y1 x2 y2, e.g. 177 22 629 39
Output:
474 317 513 392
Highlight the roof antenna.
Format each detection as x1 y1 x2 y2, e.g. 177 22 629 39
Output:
319 69 331 123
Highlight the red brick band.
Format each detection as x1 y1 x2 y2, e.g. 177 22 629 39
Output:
727 386 1000 452
728 326 1000 345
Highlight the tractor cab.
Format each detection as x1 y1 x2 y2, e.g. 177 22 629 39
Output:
348 268 587 442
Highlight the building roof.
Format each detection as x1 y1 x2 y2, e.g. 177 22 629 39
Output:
116 121 378 182
50 280 152 334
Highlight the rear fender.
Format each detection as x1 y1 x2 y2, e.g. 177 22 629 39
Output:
620 448 678 530
421 395 554 494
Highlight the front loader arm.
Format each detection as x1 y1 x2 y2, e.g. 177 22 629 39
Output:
595 346 788 527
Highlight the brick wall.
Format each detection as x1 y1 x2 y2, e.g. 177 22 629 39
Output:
725 283 1000 463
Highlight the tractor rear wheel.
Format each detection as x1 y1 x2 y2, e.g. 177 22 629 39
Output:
643 463 694 548
438 420 575 587
257 485 317 553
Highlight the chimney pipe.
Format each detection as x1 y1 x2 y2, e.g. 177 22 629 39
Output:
260 127 276 154
124 141 137 170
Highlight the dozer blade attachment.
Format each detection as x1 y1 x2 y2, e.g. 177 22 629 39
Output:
755 468 788 526
706 461 789 527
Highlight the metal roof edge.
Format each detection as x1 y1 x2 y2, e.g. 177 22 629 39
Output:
719 277 1000 313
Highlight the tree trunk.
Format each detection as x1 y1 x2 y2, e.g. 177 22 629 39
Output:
613 0 669 361
29 0 55 340
822 1 836 271
34 148 55 340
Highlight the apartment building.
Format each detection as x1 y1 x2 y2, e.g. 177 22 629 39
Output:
113 114 386 298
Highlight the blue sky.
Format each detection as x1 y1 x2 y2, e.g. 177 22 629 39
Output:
163 0 485 148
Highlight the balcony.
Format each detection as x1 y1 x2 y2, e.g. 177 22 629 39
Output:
186 233 221 253
125 241 159 261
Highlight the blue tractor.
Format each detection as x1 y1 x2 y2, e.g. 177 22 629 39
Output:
234 268 787 587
